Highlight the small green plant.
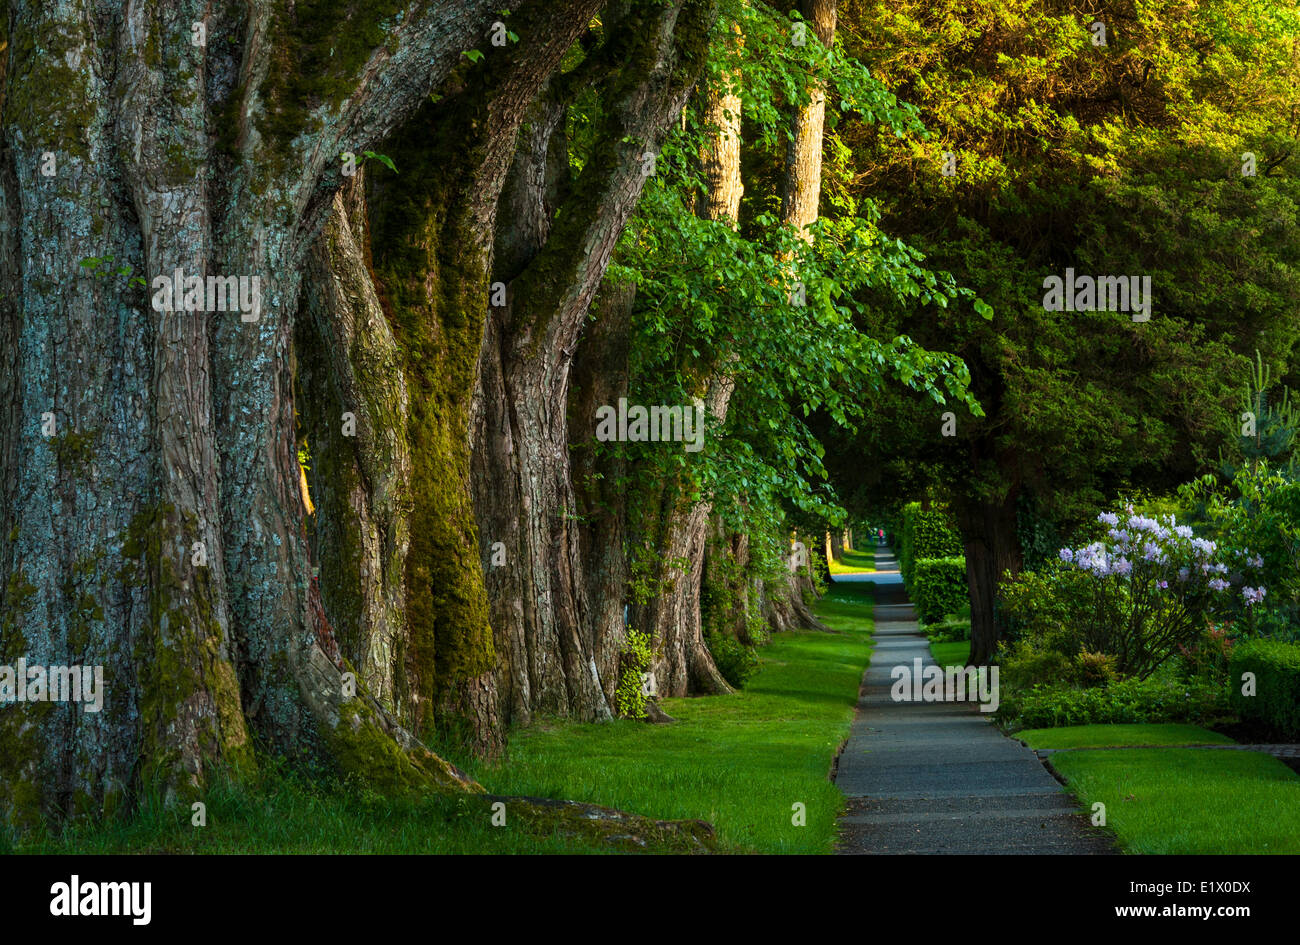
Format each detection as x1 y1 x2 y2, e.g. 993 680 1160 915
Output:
616 628 656 719
339 151 398 174
79 255 148 287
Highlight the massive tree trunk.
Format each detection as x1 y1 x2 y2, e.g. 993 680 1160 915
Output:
298 175 412 724
360 0 603 756
473 0 718 724
956 492 1022 666
0 0 500 829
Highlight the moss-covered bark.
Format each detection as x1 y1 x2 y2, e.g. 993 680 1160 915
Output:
475 0 719 723
0 0 504 832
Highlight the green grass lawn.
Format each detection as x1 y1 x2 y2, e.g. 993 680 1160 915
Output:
927 640 970 668
1017 724 1235 750
14 584 874 854
1050 748 1300 853
828 546 874 574
470 580 875 853
1016 724 1300 854
13 773 614 854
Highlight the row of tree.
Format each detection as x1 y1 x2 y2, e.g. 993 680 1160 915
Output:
0 0 980 828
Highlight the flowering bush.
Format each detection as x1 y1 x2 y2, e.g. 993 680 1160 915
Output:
1179 464 1300 640
1001 508 1264 680
1050 509 1264 677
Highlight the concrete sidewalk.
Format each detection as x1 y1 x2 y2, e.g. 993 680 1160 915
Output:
833 547 1114 854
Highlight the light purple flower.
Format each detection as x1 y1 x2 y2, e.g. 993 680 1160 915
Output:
1098 512 1119 526
1059 548 1074 563
1209 578 1230 592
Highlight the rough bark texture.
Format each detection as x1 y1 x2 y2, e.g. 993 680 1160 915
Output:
570 280 637 708
361 0 603 757
0 0 499 829
473 0 717 724
298 174 412 723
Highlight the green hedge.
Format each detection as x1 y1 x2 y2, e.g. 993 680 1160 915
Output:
1229 638 1300 738
996 673 1227 730
912 557 968 624
899 502 962 586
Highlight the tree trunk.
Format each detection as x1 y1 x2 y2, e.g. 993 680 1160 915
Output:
298 176 413 724
757 0 838 635
703 513 756 644
781 0 837 236
362 0 603 756
474 0 717 723
957 493 1023 666
1 0 500 829
570 279 637 709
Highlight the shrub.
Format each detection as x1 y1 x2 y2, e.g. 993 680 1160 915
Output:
899 502 962 586
1073 650 1119 686
1000 561 1095 653
1004 508 1266 678
1228 638 1300 738
996 667 1228 730
998 640 1075 691
705 633 760 689
923 609 971 643
616 629 656 719
912 557 968 624
1176 623 1235 685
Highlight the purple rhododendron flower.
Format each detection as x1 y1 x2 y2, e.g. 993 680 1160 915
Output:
1243 586 1266 606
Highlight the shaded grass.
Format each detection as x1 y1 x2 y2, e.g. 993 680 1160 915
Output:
829 546 874 574
928 640 970 668
13 769 612 854
14 585 876 855
1018 723 1235 750
1049 747 1300 853
466 582 875 853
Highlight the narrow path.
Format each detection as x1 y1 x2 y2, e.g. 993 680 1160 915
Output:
833 545 1114 854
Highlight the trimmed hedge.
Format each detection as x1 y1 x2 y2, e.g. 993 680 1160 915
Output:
912 556 968 624
1229 638 1300 738
898 502 963 586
